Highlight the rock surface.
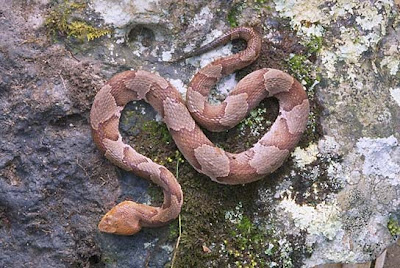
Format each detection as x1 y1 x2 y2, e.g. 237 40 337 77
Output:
0 0 399 267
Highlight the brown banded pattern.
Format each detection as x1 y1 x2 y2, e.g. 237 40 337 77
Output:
90 27 309 235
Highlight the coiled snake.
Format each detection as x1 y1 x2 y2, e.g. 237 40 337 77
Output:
90 27 309 235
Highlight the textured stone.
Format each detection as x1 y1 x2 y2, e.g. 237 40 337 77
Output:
1 0 399 267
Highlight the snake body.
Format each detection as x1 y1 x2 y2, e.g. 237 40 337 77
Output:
90 27 309 235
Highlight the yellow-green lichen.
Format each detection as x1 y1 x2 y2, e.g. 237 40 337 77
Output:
45 1 111 41
388 217 400 236
67 21 110 41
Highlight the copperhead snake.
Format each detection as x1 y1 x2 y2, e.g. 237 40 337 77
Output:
90 27 309 235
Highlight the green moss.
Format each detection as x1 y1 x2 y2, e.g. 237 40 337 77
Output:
227 3 245 27
168 220 179 241
252 0 272 11
227 0 272 27
239 108 269 133
306 35 323 55
45 0 111 41
287 55 316 89
142 120 173 146
286 34 323 93
221 205 310 268
225 215 267 267
388 216 400 236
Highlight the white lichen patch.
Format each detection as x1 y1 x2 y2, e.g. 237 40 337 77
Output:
273 0 396 81
161 50 173 62
168 78 187 98
160 244 174 253
299 134 400 265
390 87 400 106
91 0 160 27
291 143 319 168
356 135 400 182
224 202 243 224
192 6 213 27
336 28 369 64
381 41 400 75
279 194 342 241
143 238 158 249
317 136 340 156
215 73 237 96
274 0 325 37
381 55 400 75
131 42 147 57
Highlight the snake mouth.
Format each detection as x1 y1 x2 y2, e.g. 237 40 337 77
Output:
98 214 118 234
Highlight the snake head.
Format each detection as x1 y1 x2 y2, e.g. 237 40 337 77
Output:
98 201 142 235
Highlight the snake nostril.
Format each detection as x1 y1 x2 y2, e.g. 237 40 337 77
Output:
127 25 155 47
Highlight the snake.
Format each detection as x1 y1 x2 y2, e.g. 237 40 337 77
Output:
90 27 309 235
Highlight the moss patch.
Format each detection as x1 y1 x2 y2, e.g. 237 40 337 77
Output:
45 0 111 41
227 3 245 28
222 209 311 268
287 34 322 92
226 0 271 27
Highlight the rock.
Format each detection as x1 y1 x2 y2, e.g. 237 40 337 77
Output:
0 0 399 267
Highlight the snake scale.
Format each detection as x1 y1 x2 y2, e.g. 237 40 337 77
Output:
90 27 309 235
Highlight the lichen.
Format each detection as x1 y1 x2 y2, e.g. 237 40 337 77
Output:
291 143 319 168
274 0 397 82
387 216 400 236
356 135 400 182
381 55 400 76
390 87 400 106
92 0 160 28
45 0 111 41
279 195 342 241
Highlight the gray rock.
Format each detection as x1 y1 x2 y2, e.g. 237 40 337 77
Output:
0 0 399 267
